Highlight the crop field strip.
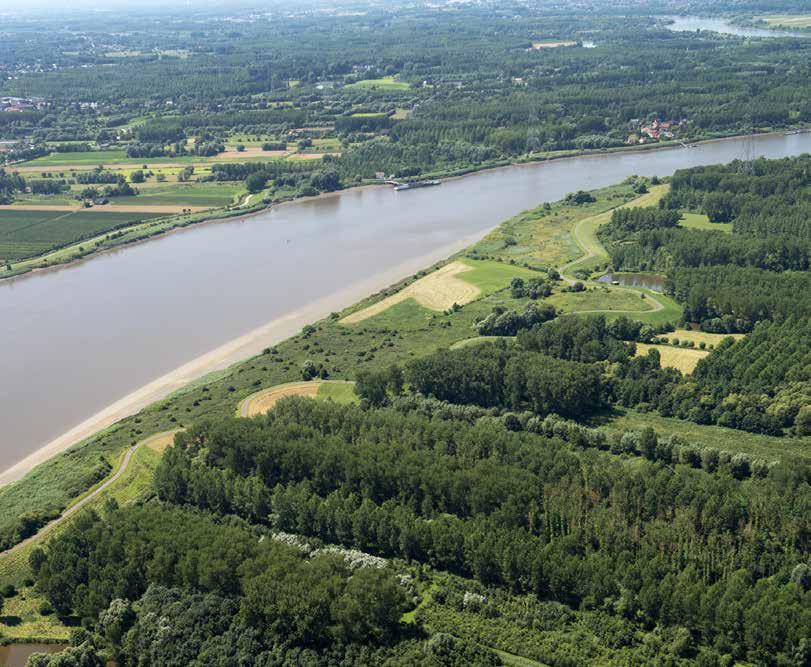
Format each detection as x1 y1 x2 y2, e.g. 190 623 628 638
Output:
0 209 162 260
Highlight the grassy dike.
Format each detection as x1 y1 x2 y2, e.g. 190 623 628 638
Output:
2 178 809 640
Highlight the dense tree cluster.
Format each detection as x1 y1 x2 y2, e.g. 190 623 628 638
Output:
668 265 811 331
30 504 459 665
405 344 605 418
662 156 811 239
0 168 26 204
135 398 811 664
475 302 556 336
516 314 641 362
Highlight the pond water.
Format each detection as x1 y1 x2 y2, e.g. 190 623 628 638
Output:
0 643 68 667
596 272 667 292
2 132 811 476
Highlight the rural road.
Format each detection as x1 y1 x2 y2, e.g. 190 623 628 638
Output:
0 431 177 560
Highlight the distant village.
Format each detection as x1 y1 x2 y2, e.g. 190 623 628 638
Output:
0 96 47 112
626 118 685 144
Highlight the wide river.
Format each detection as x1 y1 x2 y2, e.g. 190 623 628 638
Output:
665 15 807 39
1 132 811 477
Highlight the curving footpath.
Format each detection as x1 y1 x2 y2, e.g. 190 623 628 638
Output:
558 190 668 315
0 431 178 560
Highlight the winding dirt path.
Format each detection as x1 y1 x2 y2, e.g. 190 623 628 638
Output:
558 188 668 314
0 431 178 559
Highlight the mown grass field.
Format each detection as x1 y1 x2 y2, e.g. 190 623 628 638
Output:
344 76 410 90
0 209 162 261
547 285 653 314
317 381 358 404
457 258 542 293
679 212 732 233
450 336 510 350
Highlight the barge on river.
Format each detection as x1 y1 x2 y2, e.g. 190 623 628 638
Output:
392 179 441 191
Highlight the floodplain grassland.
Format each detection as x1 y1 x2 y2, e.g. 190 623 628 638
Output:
561 184 669 275
0 586 71 642
0 432 174 587
470 184 632 269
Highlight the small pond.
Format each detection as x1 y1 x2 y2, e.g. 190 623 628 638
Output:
0 643 68 667
597 272 667 292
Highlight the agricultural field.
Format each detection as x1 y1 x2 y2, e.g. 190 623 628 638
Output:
343 76 410 90
0 209 162 261
761 14 811 28
107 182 242 208
16 148 284 170
635 342 708 374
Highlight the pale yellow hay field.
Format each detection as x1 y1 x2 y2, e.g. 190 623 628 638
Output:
532 41 577 49
341 261 481 324
661 329 745 347
636 343 709 374
239 381 322 417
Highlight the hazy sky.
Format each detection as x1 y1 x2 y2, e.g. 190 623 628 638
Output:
0 0 258 14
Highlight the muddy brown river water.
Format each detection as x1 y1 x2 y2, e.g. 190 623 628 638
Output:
1 132 811 477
